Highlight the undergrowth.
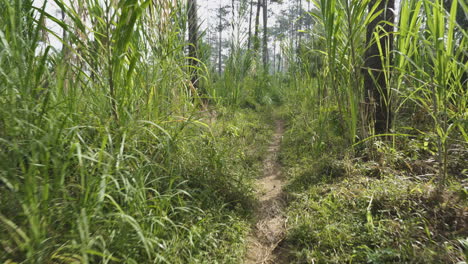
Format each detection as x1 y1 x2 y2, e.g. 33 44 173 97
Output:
0 106 273 263
279 105 468 264
0 1 278 262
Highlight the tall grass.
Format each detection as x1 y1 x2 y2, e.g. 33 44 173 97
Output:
0 0 257 262
279 2 467 262
283 0 384 144
283 0 467 183
394 0 468 184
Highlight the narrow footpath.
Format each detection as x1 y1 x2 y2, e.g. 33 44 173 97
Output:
245 120 287 264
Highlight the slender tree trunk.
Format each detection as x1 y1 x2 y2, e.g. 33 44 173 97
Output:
218 29 222 74
188 0 201 96
262 0 268 71
254 0 261 52
364 0 394 134
290 4 295 52
307 0 310 31
298 0 303 44
294 1 298 52
273 40 276 73
247 0 254 50
278 53 281 72
218 3 223 74
230 0 235 52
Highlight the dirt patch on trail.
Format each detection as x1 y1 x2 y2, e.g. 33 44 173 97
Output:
245 120 288 264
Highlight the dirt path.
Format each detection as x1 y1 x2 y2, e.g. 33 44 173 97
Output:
245 120 287 264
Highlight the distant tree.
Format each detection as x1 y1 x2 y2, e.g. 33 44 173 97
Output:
230 0 235 51
248 0 254 49
254 0 262 52
262 0 268 71
188 0 200 94
215 3 230 73
297 0 303 47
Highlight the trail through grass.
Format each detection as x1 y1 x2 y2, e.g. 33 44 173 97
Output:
245 119 288 264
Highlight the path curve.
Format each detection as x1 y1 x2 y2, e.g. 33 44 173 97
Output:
245 120 287 264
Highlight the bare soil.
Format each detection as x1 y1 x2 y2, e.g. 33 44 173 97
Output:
245 120 288 264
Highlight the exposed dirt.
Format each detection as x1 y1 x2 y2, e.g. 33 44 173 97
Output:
245 120 288 264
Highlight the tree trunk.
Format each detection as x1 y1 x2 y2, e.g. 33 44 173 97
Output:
218 3 223 74
230 0 235 51
298 0 303 44
247 0 254 50
254 0 261 52
262 0 268 71
278 53 281 72
364 0 394 134
188 0 199 92
218 28 222 74
273 40 276 73
307 0 310 31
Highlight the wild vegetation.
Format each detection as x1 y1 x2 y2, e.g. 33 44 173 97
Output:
0 0 466 263
279 0 468 262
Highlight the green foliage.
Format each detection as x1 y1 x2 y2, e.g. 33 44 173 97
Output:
212 48 280 108
0 102 273 263
1 0 467 262
286 0 467 184
280 110 467 263
0 0 276 263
